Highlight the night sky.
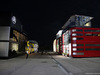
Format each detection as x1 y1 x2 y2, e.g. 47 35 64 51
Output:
0 0 100 50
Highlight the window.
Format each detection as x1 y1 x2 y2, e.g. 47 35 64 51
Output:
86 48 100 51
85 30 93 32
77 44 84 46
77 33 83 36
85 30 100 32
77 52 84 55
85 44 100 46
85 33 99 36
77 38 83 40
76 29 83 32
93 34 99 36
85 33 92 36
77 48 84 51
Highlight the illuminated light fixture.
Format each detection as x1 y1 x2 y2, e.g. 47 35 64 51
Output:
11 43 18 51
72 33 76 36
73 48 77 51
72 29 76 32
73 52 77 55
84 23 90 26
73 44 77 47
72 37 77 40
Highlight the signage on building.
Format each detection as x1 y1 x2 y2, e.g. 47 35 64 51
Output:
12 16 16 24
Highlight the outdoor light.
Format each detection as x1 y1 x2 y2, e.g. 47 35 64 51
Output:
11 43 18 51
72 37 77 40
72 33 76 36
73 52 77 55
84 22 90 27
73 44 77 47
72 29 76 32
73 48 77 51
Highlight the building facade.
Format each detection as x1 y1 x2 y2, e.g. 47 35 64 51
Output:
0 12 27 57
56 15 100 57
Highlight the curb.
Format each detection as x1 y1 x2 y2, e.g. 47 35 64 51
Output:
50 55 73 75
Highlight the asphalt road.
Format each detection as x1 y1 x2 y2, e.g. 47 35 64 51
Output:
0 53 67 75
0 53 100 75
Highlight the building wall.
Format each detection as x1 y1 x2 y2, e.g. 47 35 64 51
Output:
53 39 56 52
0 12 28 57
0 26 10 57
10 29 27 52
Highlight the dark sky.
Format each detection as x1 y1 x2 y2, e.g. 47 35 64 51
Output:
0 0 100 49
